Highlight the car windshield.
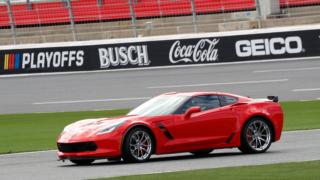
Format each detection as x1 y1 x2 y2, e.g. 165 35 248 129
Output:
128 95 190 116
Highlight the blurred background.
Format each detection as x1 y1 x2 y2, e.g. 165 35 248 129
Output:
1 0 320 45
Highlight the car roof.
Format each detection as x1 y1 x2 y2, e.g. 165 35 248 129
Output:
161 91 244 98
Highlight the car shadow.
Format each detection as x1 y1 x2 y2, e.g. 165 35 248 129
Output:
58 150 280 167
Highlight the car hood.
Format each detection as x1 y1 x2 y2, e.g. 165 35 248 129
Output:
58 115 137 142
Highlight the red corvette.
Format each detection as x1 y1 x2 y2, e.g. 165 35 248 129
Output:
57 92 283 165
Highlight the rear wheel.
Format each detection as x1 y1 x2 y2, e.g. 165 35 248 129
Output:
239 118 273 154
190 149 213 156
70 159 94 165
122 127 154 162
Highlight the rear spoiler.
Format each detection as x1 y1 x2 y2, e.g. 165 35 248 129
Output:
267 96 279 103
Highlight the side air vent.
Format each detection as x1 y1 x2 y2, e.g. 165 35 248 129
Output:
157 124 174 140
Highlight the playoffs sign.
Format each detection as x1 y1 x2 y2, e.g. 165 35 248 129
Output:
22 50 84 69
1 49 85 74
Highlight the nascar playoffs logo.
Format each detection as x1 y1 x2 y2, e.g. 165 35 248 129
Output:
2 53 21 70
2 50 84 71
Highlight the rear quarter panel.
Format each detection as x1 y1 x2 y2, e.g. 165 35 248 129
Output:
234 101 284 142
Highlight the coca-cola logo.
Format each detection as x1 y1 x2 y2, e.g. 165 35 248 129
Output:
169 39 219 64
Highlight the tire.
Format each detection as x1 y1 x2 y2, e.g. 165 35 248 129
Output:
70 159 94 165
122 127 154 162
238 118 273 154
190 149 213 156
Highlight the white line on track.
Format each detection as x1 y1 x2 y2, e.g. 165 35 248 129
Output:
32 97 150 105
148 79 289 89
253 66 320 73
0 56 319 79
292 88 320 92
0 150 56 157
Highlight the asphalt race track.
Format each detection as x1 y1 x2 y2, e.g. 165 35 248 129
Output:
0 58 320 180
0 57 320 114
0 129 320 180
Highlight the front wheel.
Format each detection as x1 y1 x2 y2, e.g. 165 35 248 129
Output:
122 128 154 162
239 118 273 154
70 159 94 165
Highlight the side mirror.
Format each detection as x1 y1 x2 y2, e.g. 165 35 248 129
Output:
184 106 201 120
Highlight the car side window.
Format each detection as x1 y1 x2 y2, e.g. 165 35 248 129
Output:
219 95 238 106
177 95 221 114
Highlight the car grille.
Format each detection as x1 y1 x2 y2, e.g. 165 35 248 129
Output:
57 142 97 153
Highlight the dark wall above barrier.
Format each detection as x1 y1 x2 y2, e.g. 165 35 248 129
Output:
0 28 320 75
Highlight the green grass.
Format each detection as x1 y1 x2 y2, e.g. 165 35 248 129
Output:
282 100 320 130
0 109 129 154
94 160 320 180
0 100 319 154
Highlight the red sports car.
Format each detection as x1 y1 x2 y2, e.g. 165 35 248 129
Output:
57 92 283 165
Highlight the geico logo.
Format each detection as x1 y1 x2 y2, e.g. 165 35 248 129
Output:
235 36 303 57
98 45 150 68
22 50 84 69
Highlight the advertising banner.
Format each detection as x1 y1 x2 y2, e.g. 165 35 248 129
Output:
1 29 319 75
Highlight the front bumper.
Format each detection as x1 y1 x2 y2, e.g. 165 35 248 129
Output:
57 135 122 160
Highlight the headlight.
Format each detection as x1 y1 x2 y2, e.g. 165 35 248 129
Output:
97 125 118 134
96 119 127 135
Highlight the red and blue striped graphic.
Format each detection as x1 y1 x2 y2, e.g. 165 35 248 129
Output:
3 53 20 70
